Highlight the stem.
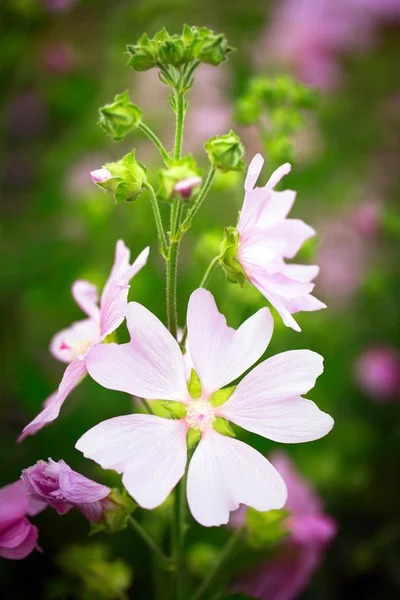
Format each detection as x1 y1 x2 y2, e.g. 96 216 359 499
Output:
173 90 185 160
171 479 186 600
190 528 244 600
166 238 179 339
183 60 200 88
143 182 168 258
127 516 171 567
180 167 216 234
139 122 170 164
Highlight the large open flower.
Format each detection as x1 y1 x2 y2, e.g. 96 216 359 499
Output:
230 154 325 331
77 289 333 527
18 240 149 441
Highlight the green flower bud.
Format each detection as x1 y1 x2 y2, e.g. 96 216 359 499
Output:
94 150 147 203
157 155 202 202
90 489 137 535
235 96 261 126
219 226 248 285
158 36 186 66
204 130 245 172
126 34 158 71
98 91 142 142
265 135 295 165
193 29 234 66
246 508 289 549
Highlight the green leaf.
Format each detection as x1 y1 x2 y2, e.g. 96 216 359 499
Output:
188 368 202 398
213 417 235 438
209 385 236 407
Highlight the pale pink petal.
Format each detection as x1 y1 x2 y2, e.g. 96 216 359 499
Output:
187 289 274 397
218 350 332 443
90 168 112 183
87 302 188 401
50 318 100 363
238 187 270 233
265 162 291 189
244 153 264 192
56 460 110 504
267 219 316 259
71 280 100 320
239 228 288 269
76 415 188 509
187 429 287 527
283 264 320 283
18 359 87 441
283 294 327 314
99 280 130 339
256 189 297 228
106 240 149 284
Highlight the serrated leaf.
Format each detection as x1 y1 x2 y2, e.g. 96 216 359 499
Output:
209 385 236 407
188 369 202 398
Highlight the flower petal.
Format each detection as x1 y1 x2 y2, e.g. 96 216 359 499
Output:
56 459 110 504
0 481 28 529
187 289 274 397
0 522 38 560
71 280 100 320
18 359 87 441
266 219 316 260
87 302 188 401
0 518 32 549
76 415 188 509
244 153 264 192
187 429 287 527
218 350 333 443
265 162 291 189
106 240 149 283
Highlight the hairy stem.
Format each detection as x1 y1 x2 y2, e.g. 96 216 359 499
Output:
143 182 168 258
139 122 170 164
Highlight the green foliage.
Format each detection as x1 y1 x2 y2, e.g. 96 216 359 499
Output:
205 130 245 172
246 508 289 549
98 91 142 142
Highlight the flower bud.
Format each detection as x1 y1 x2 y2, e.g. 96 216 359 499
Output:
92 150 147 203
158 156 202 202
204 130 245 172
235 96 261 126
90 489 137 535
158 36 186 66
98 91 142 142
219 226 247 285
126 34 158 71
192 28 234 66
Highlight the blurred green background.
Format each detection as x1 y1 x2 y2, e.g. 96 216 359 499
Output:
1 0 400 598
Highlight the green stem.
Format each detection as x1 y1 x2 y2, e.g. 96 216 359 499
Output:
143 182 168 258
140 397 154 415
166 238 179 339
183 59 200 88
180 167 216 234
190 528 244 600
127 516 171 568
139 122 170 164
173 90 185 160
171 478 186 600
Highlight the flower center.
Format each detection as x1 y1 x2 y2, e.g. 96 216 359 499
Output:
60 338 93 359
185 399 216 432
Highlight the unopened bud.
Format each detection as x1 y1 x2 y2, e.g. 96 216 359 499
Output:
98 91 142 142
204 130 245 172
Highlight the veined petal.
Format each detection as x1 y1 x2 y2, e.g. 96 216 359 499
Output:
18 359 87 442
99 280 130 340
257 189 297 228
283 264 320 283
106 240 149 284
76 415 188 509
187 429 287 527
71 280 100 320
50 318 100 363
239 228 288 270
187 289 274 397
244 153 264 192
57 460 110 504
87 303 188 401
268 219 316 260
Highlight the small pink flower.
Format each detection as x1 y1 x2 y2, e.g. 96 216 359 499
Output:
350 201 381 237
233 452 337 600
355 345 400 401
43 43 76 75
18 240 149 441
77 288 333 527
90 168 112 184
0 480 46 560
237 154 325 331
174 176 202 198
21 459 111 523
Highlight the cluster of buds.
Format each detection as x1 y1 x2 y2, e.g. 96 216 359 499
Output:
90 150 147 203
98 91 142 142
126 25 233 74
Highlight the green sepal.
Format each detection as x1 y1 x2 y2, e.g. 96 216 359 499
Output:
126 33 158 71
100 150 147 203
209 385 236 407
204 130 245 172
187 427 202 449
89 488 137 536
246 508 290 549
219 226 248 286
157 155 202 202
162 401 187 419
158 36 187 66
98 91 142 142
188 369 202 399
213 417 235 438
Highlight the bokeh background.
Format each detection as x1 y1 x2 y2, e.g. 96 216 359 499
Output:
1 0 400 598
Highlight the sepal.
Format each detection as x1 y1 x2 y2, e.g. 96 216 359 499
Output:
204 131 245 172
98 91 142 142
220 226 248 285
89 489 137 535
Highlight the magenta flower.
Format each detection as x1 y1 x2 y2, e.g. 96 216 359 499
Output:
355 345 400 401
18 240 149 441
77 288 333 527
174 176 202 198
0 480 46 560
21 459 111 523
234 452 337 600
236 154 325 331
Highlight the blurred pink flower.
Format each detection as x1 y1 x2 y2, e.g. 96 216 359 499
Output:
350 201 382 237
0 480 46 560
43 0 75 13
234 452 337 600
18 240 149 441
22 459 111 522
42 43 76 74
77 288 332 527
355 345 400 401
237 154 325 331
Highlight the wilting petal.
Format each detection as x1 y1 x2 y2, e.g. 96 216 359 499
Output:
244 153 264 192
71 280 100 320
187 429 287 527
50 318 100 363
0 481 28 529
76 415 188 509
87 302 187 401
0 523 38 560
187 289 274 397
18 359 87 441
56 460 110 504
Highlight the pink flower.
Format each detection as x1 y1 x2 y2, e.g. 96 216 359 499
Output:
42 43 76 75
350 201 382 237
0 480 46 560
21 459 111 523
90 168 112 184
18 240 149 441
236 154 325 331
174 176 202 198
77 288 333 527
234 452 337 600
355 345 400 401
